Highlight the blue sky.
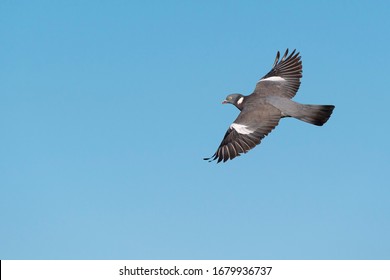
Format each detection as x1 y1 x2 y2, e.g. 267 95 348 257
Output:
1 0 389 259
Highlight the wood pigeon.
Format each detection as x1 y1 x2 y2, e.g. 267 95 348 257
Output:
204 49 335 163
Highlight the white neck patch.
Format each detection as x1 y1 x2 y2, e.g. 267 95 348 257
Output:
230 123 253 135
237 96 244 105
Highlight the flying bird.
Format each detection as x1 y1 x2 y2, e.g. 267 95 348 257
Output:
204 49 335 163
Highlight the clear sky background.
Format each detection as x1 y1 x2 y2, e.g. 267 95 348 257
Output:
1 0 389 260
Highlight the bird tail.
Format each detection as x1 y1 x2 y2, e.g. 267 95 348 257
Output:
293 104 335 126
267 97 335 126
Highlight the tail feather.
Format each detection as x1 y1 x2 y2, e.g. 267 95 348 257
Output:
297 104 335 126
267 97 335 126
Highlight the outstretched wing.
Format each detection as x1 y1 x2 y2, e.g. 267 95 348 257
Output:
253 49 302 99
204 105 281 163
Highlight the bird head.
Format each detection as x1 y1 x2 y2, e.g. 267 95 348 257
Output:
222 94 244 107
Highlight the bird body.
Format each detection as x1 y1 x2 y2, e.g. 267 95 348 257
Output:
205 49 335 163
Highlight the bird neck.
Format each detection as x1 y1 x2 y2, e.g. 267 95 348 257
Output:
234 95 245 110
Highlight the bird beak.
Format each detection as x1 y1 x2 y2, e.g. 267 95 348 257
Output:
222 100 228 104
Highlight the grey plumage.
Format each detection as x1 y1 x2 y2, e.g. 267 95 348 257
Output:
266 96 335 126
205 49 335 163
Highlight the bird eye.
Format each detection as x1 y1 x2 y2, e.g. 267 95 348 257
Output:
228 96 232 100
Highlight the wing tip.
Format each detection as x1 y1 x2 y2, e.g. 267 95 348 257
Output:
273 51 281 68
274 48 302 66
203 155 216 162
